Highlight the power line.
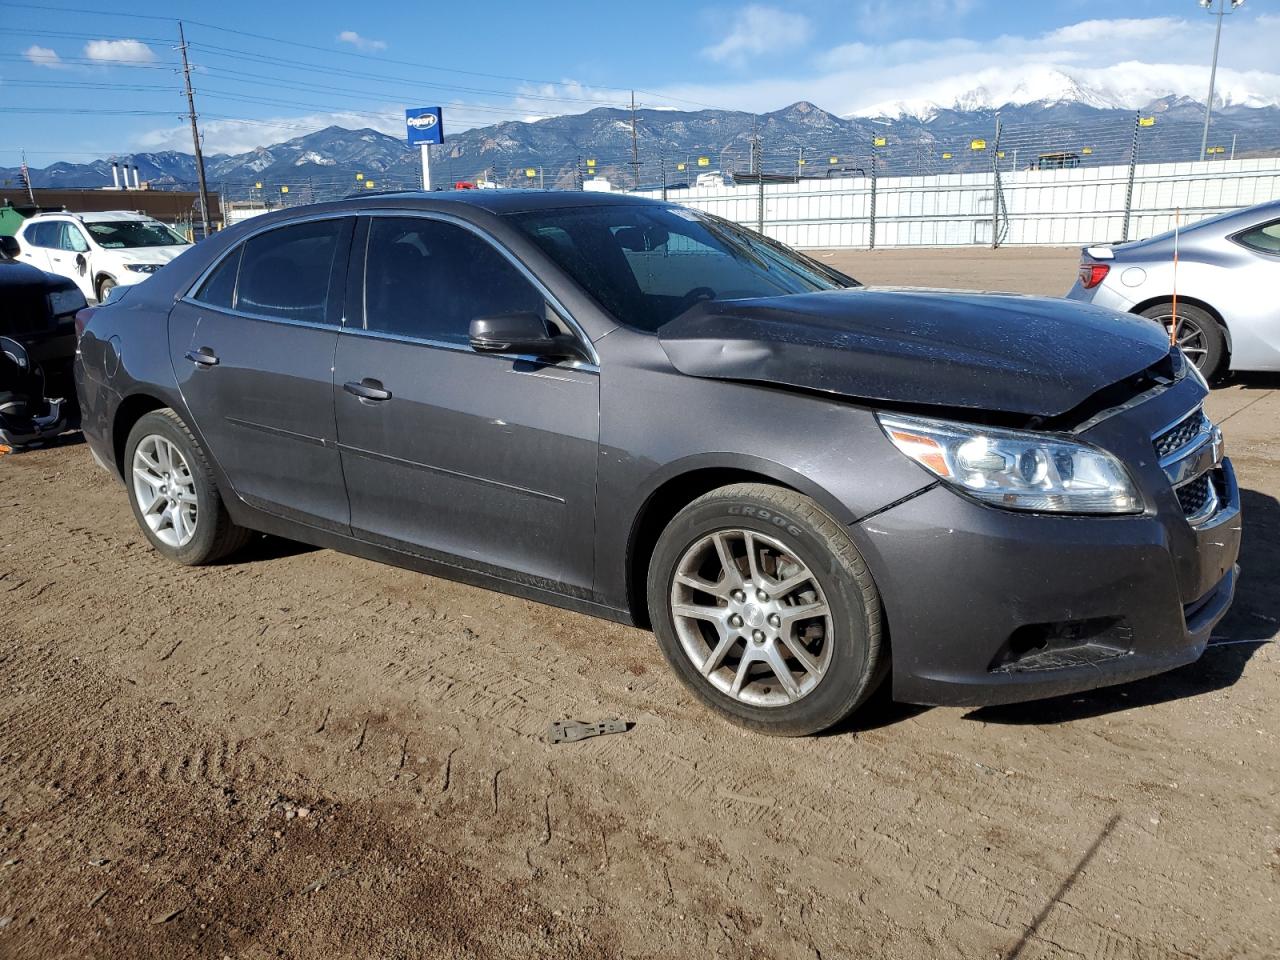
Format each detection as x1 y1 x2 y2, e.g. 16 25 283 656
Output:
2 0 725 111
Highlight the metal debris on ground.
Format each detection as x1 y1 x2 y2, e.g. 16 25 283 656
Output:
545 719 630 745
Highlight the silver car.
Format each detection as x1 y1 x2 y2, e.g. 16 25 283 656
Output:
1066 199 1280 376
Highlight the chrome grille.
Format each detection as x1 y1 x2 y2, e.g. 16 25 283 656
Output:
1153 408 1207 459
1175 474 1211 515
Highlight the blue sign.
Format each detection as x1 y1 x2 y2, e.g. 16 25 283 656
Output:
406 107 444 145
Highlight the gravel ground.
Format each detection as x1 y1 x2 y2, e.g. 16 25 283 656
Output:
1 246 1276 959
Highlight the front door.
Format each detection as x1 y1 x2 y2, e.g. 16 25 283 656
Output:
333 214 599 595
169 216 355 532
52 221 96 301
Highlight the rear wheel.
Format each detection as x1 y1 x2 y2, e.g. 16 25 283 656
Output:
1139 302 1225 377
647 483 886 736
124 409 250 565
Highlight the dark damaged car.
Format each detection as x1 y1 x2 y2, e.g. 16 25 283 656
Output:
74 192 1241 735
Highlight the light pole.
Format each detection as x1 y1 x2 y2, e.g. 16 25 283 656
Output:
1199 0 1245 161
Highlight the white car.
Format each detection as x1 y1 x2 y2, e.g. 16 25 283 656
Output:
13 211 192 303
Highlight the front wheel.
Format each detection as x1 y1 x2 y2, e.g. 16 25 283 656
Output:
124 409 250 565
647 483 886 736
96 276 116 303
1139 303 1225 378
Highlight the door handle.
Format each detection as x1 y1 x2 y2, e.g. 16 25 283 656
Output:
343 378 391 402
185 347 219 367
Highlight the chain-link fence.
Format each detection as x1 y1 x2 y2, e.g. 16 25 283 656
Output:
174 111 1280 247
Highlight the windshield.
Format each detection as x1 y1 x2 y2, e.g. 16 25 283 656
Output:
505 204 857 331
86 220 188 249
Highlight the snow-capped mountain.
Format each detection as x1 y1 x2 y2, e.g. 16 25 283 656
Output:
3 94 1277 200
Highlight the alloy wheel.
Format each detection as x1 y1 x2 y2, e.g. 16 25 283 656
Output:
1156 313 1209 370
669 529 833 707
131 434 199 548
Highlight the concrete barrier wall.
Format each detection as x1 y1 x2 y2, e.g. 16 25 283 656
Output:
632 157 1280 248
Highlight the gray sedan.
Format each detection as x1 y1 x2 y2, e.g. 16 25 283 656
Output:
75 191 1240 735
1066 198 1280 376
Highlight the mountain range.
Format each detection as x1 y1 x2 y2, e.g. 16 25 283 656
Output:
5 94 1278 204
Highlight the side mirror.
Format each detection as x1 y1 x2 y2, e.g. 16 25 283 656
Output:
0 236 19 260
469 311 585 360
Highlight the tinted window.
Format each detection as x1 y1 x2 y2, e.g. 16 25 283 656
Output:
193 246 242 310
24 222 57 248
237 219 345 324
363 217 543 344
1237 220 1280 255
506 204 854 332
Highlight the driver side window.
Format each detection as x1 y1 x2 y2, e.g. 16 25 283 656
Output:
59 223 89 253
362 217 546 345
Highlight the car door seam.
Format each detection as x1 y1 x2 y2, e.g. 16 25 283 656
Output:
335 441 567 504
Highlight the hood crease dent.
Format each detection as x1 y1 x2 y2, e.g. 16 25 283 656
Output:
657 288 1174 419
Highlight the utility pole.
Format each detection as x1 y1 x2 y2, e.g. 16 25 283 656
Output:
990 115 1003 249
630 90 640 190
1199 0 1244 162
750 134 764 234
868 149 877 250
178 22 212 237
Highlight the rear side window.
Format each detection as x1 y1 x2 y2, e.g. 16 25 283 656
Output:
1237 221 1280 255
193 246 242 310
362 216 543 344
236 219 346 324
23 222 57 248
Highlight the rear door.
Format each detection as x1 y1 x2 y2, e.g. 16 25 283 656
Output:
333 213 599 594
16 221 55 272
169 216 355 532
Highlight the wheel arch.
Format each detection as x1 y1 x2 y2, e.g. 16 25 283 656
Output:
93 271 117 299
1130 294 1232 358
623 458 854 629
111 392 169 477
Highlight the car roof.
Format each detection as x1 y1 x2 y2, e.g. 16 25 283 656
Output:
28 210 158 223
332 188 668 216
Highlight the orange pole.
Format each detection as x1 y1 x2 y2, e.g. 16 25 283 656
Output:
1169 208 1181 348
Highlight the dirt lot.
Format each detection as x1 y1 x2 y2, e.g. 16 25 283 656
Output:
1 247 1277 959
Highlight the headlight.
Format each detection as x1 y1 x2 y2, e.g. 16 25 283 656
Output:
877 413 1143 515
125 263 161 274
48 287 87 316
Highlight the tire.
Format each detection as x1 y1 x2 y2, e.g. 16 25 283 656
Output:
124 408 251 565
647 483 886 736
96 276 116 303
1138 302 1225 378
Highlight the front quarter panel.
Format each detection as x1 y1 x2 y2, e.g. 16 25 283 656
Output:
593 329 935 611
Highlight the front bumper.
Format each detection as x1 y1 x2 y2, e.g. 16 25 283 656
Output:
856 379 1242 707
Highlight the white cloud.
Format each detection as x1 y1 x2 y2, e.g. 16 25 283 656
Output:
660 12 1280 117
132 13 1280 157
23 44 64 68
703 5 811 66
857 0 977 34
337 30 387 53
83 39 155 64
137 110 404 155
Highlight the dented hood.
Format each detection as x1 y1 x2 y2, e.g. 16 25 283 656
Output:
657 288 1173 418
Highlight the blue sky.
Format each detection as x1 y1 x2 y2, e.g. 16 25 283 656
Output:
3 0 1277 163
